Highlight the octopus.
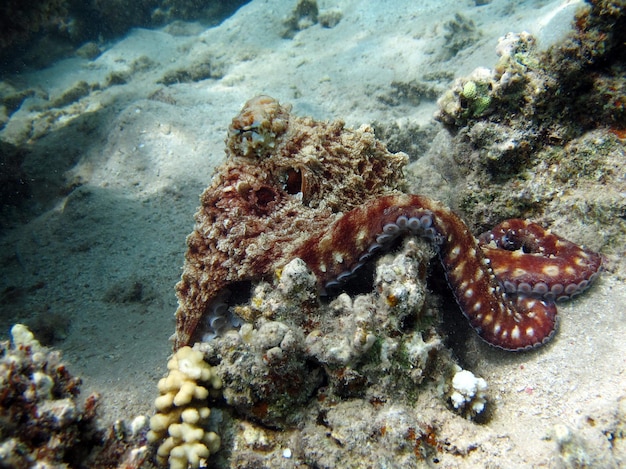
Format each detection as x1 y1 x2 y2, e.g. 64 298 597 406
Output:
173 95 603 352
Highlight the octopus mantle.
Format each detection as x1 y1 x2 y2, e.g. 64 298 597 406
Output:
173 96 603 352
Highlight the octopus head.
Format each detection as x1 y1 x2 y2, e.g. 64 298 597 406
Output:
227 95 291 159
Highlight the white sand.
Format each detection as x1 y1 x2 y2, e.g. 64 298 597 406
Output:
1 0 624 466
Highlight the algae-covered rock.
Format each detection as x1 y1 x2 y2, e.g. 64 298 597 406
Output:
432 3 626 273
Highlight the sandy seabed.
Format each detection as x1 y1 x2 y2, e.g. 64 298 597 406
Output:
1 0 625 467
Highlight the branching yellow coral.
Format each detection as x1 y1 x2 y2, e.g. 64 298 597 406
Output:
148 346 222 469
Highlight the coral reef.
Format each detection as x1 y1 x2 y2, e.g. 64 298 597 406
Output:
192 239 466 465
433 1 626 268
150 0 250 27
441 12 482 60
0 0 67 50
0 324 150 468
148 346 222 469
0 0 251 69
197 243 436 429
162 96 605 465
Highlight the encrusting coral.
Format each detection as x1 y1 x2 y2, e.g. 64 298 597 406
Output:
148 346 222 469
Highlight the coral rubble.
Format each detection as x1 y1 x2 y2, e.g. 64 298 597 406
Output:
0 324 149 468
200 244 441 429
192 239 473 466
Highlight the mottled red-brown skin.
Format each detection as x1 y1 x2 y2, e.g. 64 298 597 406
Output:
174 96 603 351
174 96 408 349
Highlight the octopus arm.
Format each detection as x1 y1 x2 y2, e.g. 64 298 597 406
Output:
292 194 599 351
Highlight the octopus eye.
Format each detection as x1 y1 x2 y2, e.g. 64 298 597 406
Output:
501 232 522 251
284 168 303 195
501 230 538 253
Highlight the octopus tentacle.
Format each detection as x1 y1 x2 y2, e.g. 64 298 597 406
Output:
292 194 600 351
478 220 604 301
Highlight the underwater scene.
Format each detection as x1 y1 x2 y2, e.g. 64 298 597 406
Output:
1 0 625 467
